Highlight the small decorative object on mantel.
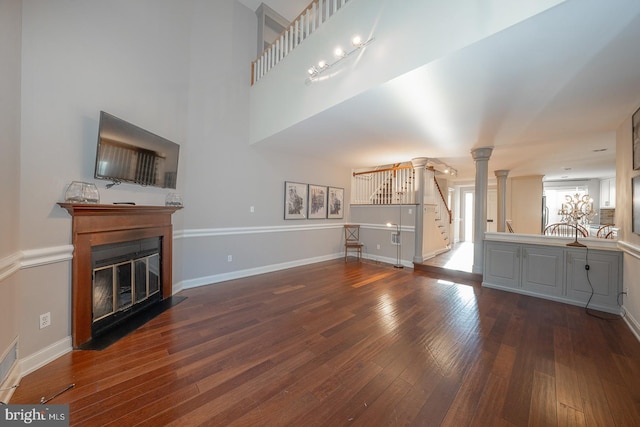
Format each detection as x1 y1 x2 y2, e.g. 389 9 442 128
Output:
558 193 595 247
165 193 183 207
65 181 100 204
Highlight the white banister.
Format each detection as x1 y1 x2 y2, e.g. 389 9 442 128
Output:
252 0 351 84
351 164 416 205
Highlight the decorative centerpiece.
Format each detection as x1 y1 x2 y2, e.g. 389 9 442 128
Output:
558 193 595 247
165 193 183 207
65 181 100 204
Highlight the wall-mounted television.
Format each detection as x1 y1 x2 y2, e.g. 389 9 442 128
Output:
94 111 180 189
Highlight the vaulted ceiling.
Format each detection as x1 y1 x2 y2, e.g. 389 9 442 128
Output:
241 0 640 181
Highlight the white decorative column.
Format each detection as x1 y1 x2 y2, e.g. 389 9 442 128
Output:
411 157 428 263
494 170 510 232
471 147 493 274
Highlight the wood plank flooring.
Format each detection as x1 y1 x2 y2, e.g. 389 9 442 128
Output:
10 259 640 426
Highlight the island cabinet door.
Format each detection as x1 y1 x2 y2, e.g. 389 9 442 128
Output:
484 241 521 289
521 245 564 296
566 249 622 310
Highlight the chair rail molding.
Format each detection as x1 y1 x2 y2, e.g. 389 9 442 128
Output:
21 245 74 269
175 223 344 240
618 240 640 259
0 251 21 282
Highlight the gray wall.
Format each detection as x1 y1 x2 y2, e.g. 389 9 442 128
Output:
2 0 350 369
615 114 640 338
0 0 22 368
350 205 416 266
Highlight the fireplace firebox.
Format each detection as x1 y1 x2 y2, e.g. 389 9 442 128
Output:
91 237 162 337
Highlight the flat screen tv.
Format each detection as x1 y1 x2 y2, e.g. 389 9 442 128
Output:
94 111 180 189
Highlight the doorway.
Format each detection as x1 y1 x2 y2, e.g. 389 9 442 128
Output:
460 188 498 241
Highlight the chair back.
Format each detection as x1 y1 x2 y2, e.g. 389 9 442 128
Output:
596 224 616 239
344 224 361 242
506 220 514 233
543 222 588 237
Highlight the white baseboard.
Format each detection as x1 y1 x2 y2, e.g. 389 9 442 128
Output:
177 252 414 292
482 281 622 315
179 253 343 290
0 336 72 404
363 253 413 269
19 337 72 379
0 360 20 404
623 307 640 343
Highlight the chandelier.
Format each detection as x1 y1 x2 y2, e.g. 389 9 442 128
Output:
558 193 595 247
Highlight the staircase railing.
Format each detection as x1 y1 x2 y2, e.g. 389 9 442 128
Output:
434 177 452 224
251 0 352 85
351 164 416 205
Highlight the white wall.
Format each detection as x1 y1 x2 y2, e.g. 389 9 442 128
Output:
0 0 22 384
249 0 564 143
8 0 351 366
615 113 640 339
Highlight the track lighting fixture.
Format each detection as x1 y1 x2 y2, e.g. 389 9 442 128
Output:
306 34 375 84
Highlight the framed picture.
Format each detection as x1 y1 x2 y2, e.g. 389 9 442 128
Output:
634 106 640 170
327 187 344 219
284 181 308 219
634 176 640 234
308 185 327 219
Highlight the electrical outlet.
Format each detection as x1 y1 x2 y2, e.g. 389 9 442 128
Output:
250 206 255 213
40 312 51 329
227 255 233 262
625 287 630 297
377 244 380 250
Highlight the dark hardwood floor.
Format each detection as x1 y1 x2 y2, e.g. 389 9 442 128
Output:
10 259 640 426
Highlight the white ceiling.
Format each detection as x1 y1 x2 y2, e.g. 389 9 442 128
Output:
241 0 640 182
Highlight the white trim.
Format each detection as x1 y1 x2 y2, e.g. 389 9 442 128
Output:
178 251 413 291
358 223 415 232
618 240 640 259
174 223 415 240
416 246 451 263
0 337 17 368
0 336 18 401
484 232 620 251
19 336 72 378
363 253 414 269
21 245 74 269
623 308 640 343
180 253 343 289
174 223 344 240
0 252 21 282
482 281 621 315
0 360 20 404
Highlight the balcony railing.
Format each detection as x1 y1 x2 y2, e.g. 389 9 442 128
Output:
351 164 416 205
251 0 351 85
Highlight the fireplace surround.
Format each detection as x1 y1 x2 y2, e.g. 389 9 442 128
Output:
59 203 181 347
